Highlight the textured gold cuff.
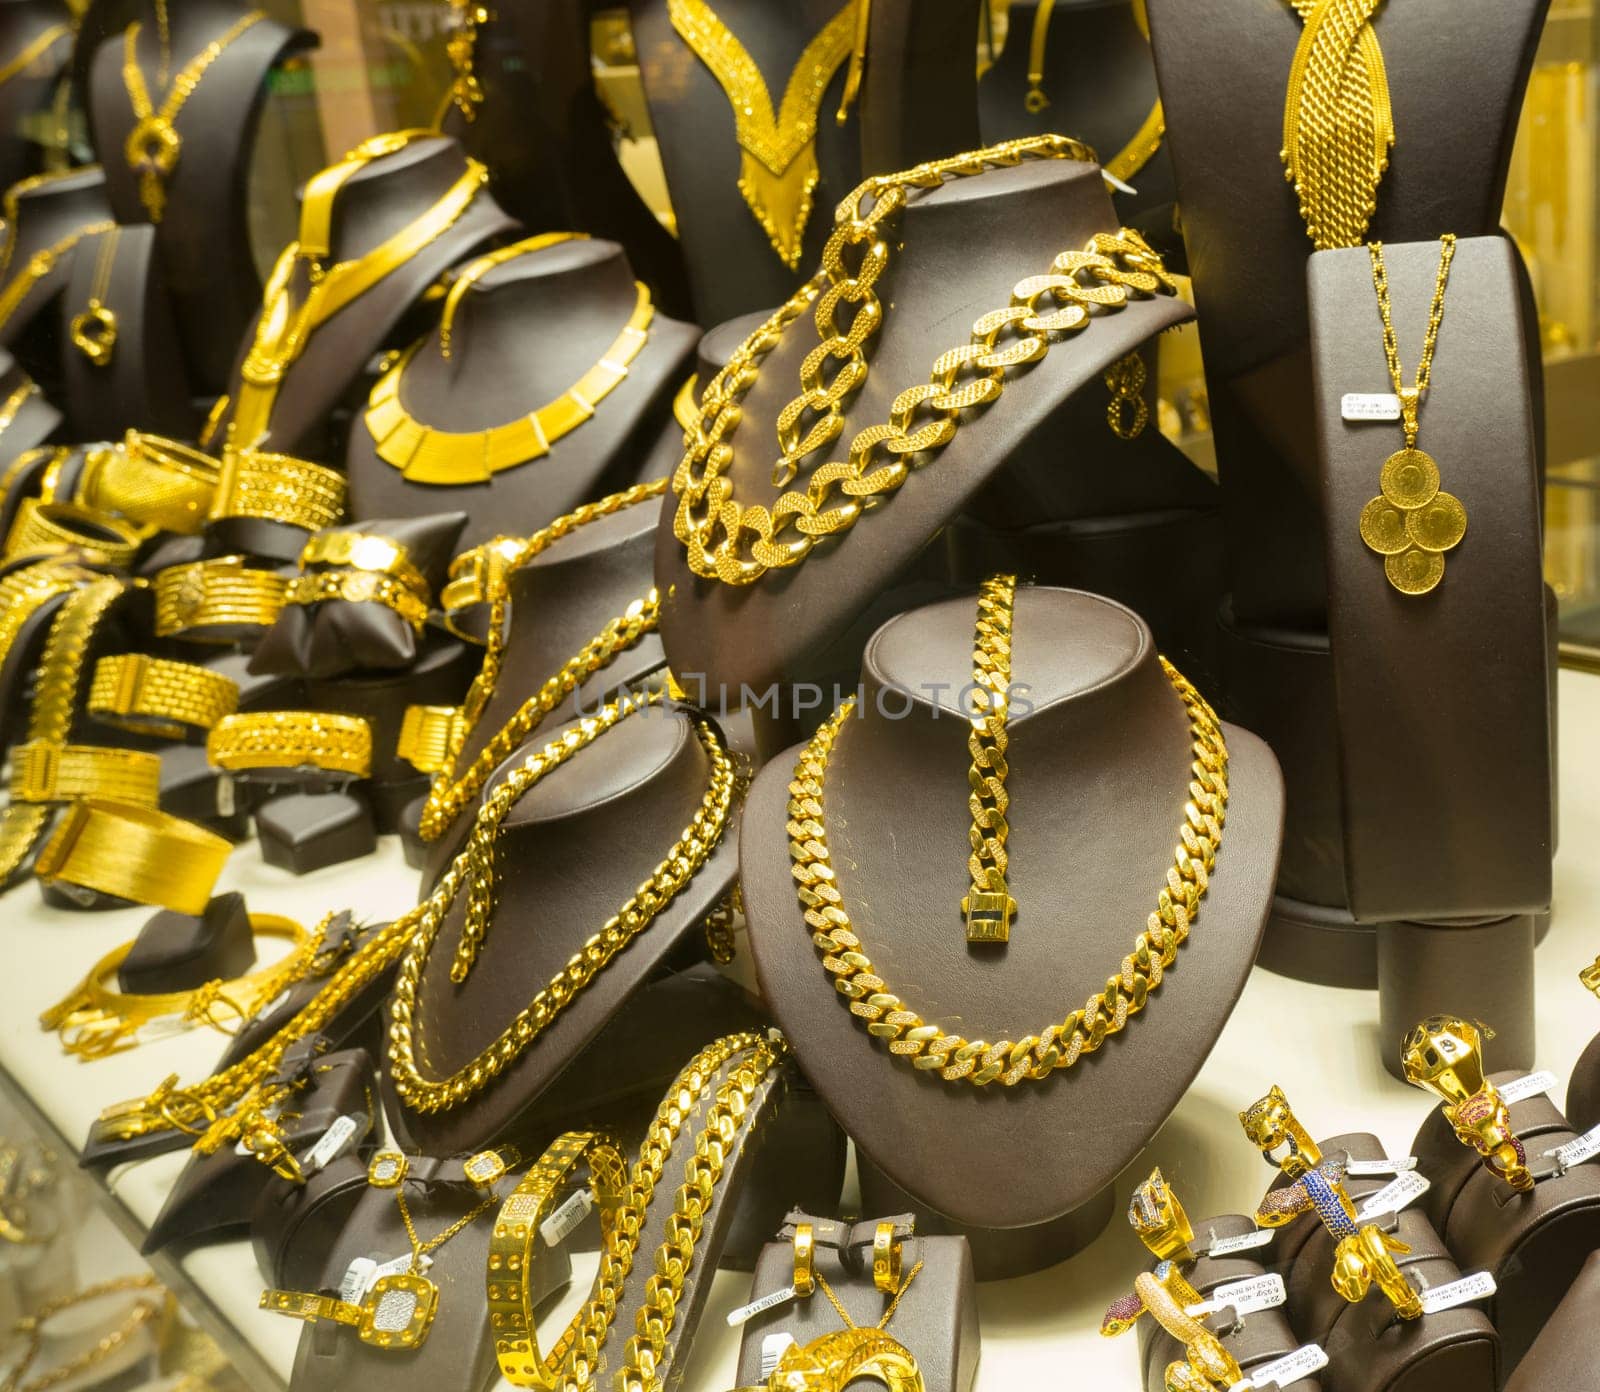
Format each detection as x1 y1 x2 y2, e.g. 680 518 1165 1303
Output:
299 531 428 595
211 449 346 531
207 711 372 777
89 654 239 736
153 556 289 638
0 562 85 672
396 705 462 774
5 500 142 567
284 569 429 631
77 433 221 535
34 800 230 915
9 741 161 806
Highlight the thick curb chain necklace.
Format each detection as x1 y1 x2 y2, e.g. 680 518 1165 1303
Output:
787 658 1228 1087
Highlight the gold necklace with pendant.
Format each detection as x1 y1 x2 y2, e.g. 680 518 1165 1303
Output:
667 0 856 269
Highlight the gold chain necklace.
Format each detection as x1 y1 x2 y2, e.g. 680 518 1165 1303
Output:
1280 0 1393 250
0 24 70 90
121 10 267 222
1 1277 162 1392
671 139 1176 587
1357 234 1464 596
69 227 119 366
788 657 1228 1087
0 220 116 333
390 692 738 1113
417 480 668 842
667 0 856 269
962 575 1017 944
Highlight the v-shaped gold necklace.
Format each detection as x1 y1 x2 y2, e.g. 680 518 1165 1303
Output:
667 0 855 269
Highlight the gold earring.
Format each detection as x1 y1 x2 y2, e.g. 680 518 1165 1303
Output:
793 1222 815 1297
872 1221 901 1295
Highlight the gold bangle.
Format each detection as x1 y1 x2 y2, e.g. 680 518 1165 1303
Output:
9 741 161 807
5 500 142 567
487 1131 626 1389
284 569 429 631
153 556 289 638
793 1223 816 1297
872 1222 901 1295
36 447 68 503
78 432 220 534
89 654 240 737
396 704 462 774
33 800 231 915
207 711 372 777
210 448 346 531
298 531 427 594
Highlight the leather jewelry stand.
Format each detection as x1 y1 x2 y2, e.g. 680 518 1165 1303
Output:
254 790 377 877
252 1148 373 1291
1307 237 1551 1075
734 1214 979 1392
1566 1029 1600 1136
0 355 63 520
740 588 1285 1275
344 237 696 553
1502 1248 1600 1392
653 157 1195 726
117 890 254 994
1143 0 1552 988
0 1 73 193
1409 1071 1600 1379
59 223 198 441
0 165 114 365
85 0 317 393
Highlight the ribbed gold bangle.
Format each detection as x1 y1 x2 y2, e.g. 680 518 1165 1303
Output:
0 561 85 673
89 654 240 737
5 500 142 567
206 711 372 777
396 704 463 774
78 433 220 535
284 569 429 631
298 531 428 595
210 448 346 531
35 447 68 504
9 741 162 806
153 556 289 638
34 800 231 915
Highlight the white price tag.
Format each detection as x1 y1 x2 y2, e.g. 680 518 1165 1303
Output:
338 1256 378 1306
1357 1170 1430 1222
539 1188 594 1247
1345 1156 1417 1177
1341 392 1401 421
1420 1271 1496 1315
760 1333 795 1379
1498 1071 1558 1105
301 1114 359 1175
1204 1228 1275 1258
727 1284 799 1328
216 774 236 818
1229 1343 1329 1390
1545 1123 1600 1172
1187 1273 1285 1319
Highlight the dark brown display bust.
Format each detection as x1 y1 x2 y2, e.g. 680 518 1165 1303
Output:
86 0 316 392
345 237 695 551
741 588 1283 1241
655 156 1194 700
0 2 73 194
1503 1248 1600 1392
0 165 113 356
0 348 59 485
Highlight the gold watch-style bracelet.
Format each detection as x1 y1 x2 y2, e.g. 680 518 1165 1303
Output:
209 448 347 531
89 653 240 737
207 710 373 778
298 530 428 594
33 800 231 915
153 555 289 638
77 432 220 534
5 499 143 567
396 704 463 774
284 569 429 631
9 740 161 807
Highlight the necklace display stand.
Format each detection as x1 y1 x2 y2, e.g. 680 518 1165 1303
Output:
740 588 1283 1276
0 349 58 490
0 165 112 372
0 1 73 192
1567 1029 1600 1135
1144 0 1552 987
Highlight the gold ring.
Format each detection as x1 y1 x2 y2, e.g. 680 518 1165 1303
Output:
872 1221 900 1295
793 1223 816 1297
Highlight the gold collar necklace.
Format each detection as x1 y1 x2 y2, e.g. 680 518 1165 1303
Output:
667 0 856 268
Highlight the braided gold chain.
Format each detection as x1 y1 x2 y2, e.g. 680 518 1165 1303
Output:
389 693 739 1112
420 480 666 841
1281 0 1393 250
962 575 1017 945
673 199 1177 585
788 658 1228 1086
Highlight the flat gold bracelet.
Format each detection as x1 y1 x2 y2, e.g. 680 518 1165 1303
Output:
9 741 161 807
5 500 142 567
284 569 429 631
207 710 372 778
298 531 428 594
34 800 231 915
153 556 288 638
397 704 463 774
962 574 1017 944
78 432 220 534
89 653 239 737
209 449 347 531
0 560 87 678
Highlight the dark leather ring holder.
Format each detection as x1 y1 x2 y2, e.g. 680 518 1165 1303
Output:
118 890 254 994
255 788 378 876
1566 1031 1600 1136
0 349 62 492
1503 1248 1600 1392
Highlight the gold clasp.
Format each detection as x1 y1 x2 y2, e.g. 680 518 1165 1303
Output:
1397 385 1421 447
962 887 1016 944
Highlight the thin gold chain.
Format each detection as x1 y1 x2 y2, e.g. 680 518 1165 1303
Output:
394 1184 496 1269
1369 234 1456 448
962 575 1017 944
816 1260 923 1331
0 221 117 332
0 24 70 90
2 1277 162 1392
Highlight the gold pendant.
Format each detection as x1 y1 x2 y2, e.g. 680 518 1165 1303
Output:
358 1272 439 1349
70 301 118 367
1359 446 1466 596
125 116 180 221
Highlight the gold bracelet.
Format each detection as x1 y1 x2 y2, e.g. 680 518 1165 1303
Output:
34 800 231 915
396 704 463 774
9 741 161 807
78 432 220 534
207 711 373 777
488 1131 626 1389
35 446 68 503
210 448 346 530
0 561 87 681
284 569 429 631
299 530 428 595
5 500 142 567
153 556 289 638
962 574 1017 944
89 654 239 737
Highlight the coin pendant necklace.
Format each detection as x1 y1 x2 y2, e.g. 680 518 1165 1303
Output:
1357 234 1466 596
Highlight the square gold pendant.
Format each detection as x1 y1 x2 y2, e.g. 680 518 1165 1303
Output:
357 1273 438 1349
963 890 1015 944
